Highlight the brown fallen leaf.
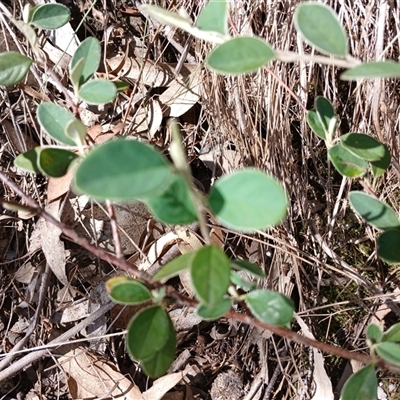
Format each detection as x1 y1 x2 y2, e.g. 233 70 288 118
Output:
47 170 73 203
129 99 163 137
61 347 144 400
295 316 334 400
61 348 196 400
158 70 201 118
106 55 197 87
142 365 197 400
29 200 69 287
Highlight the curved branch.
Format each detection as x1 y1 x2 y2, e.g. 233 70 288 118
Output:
2 172 400 376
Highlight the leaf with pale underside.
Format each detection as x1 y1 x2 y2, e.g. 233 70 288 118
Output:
196 0 229 35
37 102 76 146
341 133 386 162
0 52 32 86
382 323 400 343
341 61 400 80
294 3 348 57
78 80 117 105
328 144 368 178
70 37 101 85
30 3 70 29
206 37 275 74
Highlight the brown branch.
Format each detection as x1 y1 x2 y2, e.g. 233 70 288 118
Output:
2 171 400 376
0 173 155 285
0 302 115 381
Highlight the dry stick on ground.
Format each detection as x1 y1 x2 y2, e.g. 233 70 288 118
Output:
0 263 52 371
1 172 400 377
0 301 115 382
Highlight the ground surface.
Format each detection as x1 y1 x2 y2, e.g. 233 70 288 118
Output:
1 0 400 399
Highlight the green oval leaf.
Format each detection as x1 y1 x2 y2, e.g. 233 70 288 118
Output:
126 306 171 361
14 148 41 174
106 277 151 305
25 4 37 24
70 57 85 91
15 21 38 55
73 138 173 201
114 80 130 93
294 3 348 57
70 37 101 86
206 37 275 74
30 4 70 30
144 174 197 225
230 271 256 291
140 4 226 44
349 192 400 231
307 110 326 140
366 323 383 345
38 148 78 177
341 61 400 80
208 169 287 232
78 79 117 105
371 145 391 178
377 230 400 264
140 322 176 378
245 289 294 326
316 96 335 130
375 342 400 366
328 144 368 177
65 118 87 147
197 298 232 320
0 52 32 86
152 252 194 282
37 102 76 146
230 259 265 278
196 0 228 35
341 364 377 400
307 97 336 140
382 323 400 343
190 245 231 306
341 133 386 162
139 5 193 34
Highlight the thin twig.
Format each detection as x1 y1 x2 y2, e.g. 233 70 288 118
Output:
106 200 123 259
0 263 52 371
0 172 154 284
3 172 400 375
275 50 360 69
167 288 373 367
0 301 114 381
